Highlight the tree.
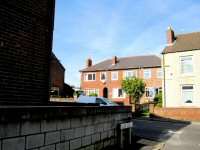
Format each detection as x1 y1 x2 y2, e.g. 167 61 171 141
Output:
121 76 145 103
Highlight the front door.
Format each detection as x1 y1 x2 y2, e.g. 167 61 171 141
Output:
103 87 108 98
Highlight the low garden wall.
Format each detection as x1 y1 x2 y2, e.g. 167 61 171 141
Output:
0 106 132 150
132 103 200 121
153 107 200 121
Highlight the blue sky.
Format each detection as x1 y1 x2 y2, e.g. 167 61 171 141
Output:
53 0 200 87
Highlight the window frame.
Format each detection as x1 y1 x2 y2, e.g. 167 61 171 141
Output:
143 70 152 79
180 56 193 75
85 73 96 81
100 72 106 81
145 87 157 98
111 71 118 80
123 70 137 79
157 69 162 78
181 85 194 105
85 88 99 96
112 88 126 98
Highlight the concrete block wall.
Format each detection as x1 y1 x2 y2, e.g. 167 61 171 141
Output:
0 106 132 150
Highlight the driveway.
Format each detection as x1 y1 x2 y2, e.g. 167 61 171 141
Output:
132 118 200 150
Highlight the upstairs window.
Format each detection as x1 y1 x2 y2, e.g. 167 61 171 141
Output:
100 72 106 81
111 72 118 80
157 69 162 78
85 73 96 81
181 56 193 74
124 71 137 79
144 70 151 78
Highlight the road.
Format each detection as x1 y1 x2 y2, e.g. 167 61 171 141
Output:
132 118 200 150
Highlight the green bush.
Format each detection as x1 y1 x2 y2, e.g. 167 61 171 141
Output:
73 91 78 96
154 92 162 107
89 93 98 97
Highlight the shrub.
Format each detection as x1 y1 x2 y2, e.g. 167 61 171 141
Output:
73 91 78 96
154 92 162 107
89 93 98 97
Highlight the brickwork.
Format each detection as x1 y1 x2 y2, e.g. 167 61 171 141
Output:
81 67 161 105
0 0 55 105
51 53 65 96
153 107 200 120
0 106 132 150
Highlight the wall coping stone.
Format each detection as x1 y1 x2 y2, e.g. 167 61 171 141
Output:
0 106 132 122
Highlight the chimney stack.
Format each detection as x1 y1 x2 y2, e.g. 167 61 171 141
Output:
167 27 175 44
86 57 92 68
113 56 117 65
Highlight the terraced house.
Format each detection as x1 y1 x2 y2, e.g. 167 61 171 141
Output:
80 55 162 105
162 27 200 107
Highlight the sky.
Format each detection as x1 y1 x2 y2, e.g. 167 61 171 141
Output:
53 0 200 87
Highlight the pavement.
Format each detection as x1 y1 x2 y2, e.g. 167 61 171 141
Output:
132 136 165 150
132 117 200 150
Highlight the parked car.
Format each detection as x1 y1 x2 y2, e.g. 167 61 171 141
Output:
76 96 118 106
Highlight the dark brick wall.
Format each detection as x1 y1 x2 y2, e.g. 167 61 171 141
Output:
0 0 55 105
51 53 65 96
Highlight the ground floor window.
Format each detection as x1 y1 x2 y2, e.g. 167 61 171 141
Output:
181 85 194 104
145 87 162 99
112 88 126 98
85 88 99 96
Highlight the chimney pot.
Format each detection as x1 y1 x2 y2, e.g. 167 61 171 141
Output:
167 27 175 44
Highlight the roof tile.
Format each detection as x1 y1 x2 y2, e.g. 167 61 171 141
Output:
80 55 161 72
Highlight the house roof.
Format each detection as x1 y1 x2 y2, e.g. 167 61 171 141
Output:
51 52 65 71
163 31 200 54
80 55 161 72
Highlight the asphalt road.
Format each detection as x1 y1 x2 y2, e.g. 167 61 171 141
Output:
132 118 200 150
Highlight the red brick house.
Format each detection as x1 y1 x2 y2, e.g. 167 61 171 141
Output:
80 55 162 105
51 52 65 97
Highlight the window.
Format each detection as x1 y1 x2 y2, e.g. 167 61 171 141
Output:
112 88 126 98
85 73 96 81
181 56 193 74
155 87 162 94
85 89 99 96
100 72 106 81
124 71 137 78
145 87 156 98
157 69 162 78
181 85 194 104
144 70 151 78
111 72 118 80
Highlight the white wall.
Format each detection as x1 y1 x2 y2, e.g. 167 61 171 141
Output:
162 50 200 107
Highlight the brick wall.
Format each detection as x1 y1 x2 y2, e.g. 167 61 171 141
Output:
81 67 161 105
153 107 200 120
51 53 65 96
0 0 55 105
0 106 132 150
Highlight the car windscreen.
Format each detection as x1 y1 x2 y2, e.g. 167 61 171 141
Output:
102 98 115 104
77 91 84 95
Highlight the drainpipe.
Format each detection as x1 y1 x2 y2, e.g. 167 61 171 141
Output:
163 54 166 107
107 69 111 99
